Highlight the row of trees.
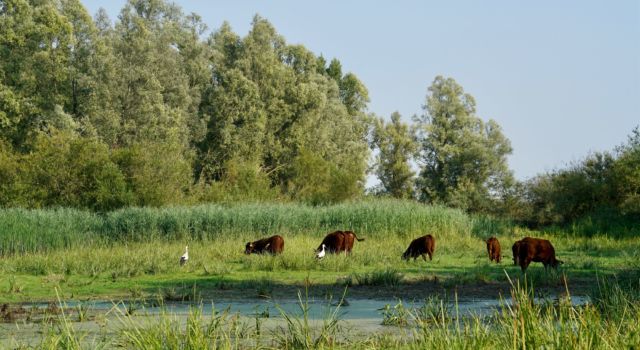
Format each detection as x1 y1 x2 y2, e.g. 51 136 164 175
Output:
1 0 638 233
511 129 640 229
1 0 514 211
1 0 372 208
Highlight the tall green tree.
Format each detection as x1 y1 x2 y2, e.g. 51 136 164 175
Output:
0 0 75 146
415 76 513 211
371 112 417 198
197 16 370 201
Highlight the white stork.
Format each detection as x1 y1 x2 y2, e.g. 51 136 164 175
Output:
180 245 189 266
315 244 326 260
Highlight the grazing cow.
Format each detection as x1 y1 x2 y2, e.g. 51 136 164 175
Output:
317 231 346 254
515 237 563 272
245 235 285 255
512 240 523 266
402 234 435 261
342 230 365 253
486 237 501 263
316 230 364 254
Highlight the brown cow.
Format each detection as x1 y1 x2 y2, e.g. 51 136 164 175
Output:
402 234 435 261
486 237 501 263
515 237 563 272
316 230 364 254
342 230 365 253
245 235 284 255
512 240 523 266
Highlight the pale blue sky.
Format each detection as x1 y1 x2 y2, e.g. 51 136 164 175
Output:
82 0 640 180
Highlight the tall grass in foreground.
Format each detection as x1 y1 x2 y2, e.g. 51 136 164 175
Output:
0 199 481 255
12 279 640 349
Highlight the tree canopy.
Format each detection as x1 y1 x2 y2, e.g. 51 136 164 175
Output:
0 0 370 207
414 76 513 211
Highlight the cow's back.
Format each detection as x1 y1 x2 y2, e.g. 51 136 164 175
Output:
320 231 345 253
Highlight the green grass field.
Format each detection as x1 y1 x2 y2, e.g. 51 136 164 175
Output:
1 200 638 303
1 200 639 349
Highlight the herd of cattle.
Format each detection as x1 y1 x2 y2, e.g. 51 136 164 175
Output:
243 231 563 272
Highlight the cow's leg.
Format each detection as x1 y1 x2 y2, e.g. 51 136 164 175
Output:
428 252 433 261
421 254 427 261
520 259 530 272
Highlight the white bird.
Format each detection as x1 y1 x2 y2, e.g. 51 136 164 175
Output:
180 245 189 266
315 244 326 260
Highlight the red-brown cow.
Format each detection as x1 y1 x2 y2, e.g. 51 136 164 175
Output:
245 235 284 255
512 240 523 266
316 230 364 254
515 237 563 272
402 234 435 261
486 236 501 263
342 230 365 253
316 231 345 254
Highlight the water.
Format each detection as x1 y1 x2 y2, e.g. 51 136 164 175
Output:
0 295 590 346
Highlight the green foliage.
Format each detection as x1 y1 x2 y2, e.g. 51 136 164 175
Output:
415 76 513 212
1 131 132 211
1 0 371 209
113 142 191 207
288 149 361 204
198 15 370 199
371 112 418 198
518 126 640 235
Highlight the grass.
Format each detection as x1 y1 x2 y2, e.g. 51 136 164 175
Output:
0 231 638 303
1 200 639 347
0 199 474 255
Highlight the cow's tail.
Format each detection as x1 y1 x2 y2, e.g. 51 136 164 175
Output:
352 232 365 242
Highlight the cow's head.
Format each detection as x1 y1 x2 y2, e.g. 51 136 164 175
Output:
401 249 410 261
244 242 255 255
551 258 564 269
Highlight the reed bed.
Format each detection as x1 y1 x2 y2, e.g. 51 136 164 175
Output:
0 199 480 255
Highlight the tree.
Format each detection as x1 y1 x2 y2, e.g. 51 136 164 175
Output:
415 76 513 211
197 16 370 200
371 112 417 198
613 126 640 215
0 0 75 146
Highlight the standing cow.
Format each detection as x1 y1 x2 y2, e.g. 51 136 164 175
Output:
316 230 364 254
513 237 563 272
402 234 435 261
486 237 501 263
245 235 285 255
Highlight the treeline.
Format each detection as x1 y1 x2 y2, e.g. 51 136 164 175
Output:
1 0 370 209
505 129 640 234
0 0 638 235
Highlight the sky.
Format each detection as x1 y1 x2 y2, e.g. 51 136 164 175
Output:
81 0 640 181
